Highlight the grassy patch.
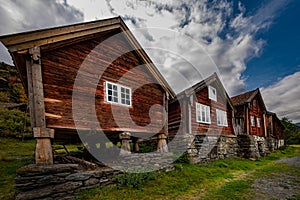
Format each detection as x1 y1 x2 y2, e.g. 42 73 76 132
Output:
0 159 32 200
77 146 299 200
0 137 35 200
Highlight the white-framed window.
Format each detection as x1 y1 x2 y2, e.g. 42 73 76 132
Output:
208 86 217 101
196 103 211 124
216 109 228 127
105 81 131 106
253 99 257 107
251 116 256 127
257 118 261 127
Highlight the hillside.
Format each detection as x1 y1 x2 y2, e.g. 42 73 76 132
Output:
0 62 31 139
0 62 27 104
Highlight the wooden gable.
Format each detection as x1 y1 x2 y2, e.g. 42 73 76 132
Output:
168 73 235 137
0 17 175 136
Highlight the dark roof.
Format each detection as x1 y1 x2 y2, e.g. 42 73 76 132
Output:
231 88 267 111
230 88 258 106
0 16 175 98
172 72 234 109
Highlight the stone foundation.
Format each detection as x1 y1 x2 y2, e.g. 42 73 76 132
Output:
237 135 269 159
14 164 122 200
14 154 175 200
187 135 239 164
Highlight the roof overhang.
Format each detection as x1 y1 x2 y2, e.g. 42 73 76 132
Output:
0 16 175 98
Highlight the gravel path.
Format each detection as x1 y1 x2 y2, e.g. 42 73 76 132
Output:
250 156 300 200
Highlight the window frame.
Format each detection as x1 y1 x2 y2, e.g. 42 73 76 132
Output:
250 116 256 127
105 81 132 107
196 102 211 124
208 86 217 101
257 117 261 127
216 109 228 127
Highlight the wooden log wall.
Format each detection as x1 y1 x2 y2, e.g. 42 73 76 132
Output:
191 83 235 136
248 97 264 137
42 31 165 135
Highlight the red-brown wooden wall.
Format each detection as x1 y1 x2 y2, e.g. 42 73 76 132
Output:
42 31 166 134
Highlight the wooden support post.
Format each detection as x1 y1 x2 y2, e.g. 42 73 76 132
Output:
26 46 54 165
263 113 267 137
157 133 168 153
119 132 131 155
133 138 140 153
163 92 169 136
33 128 54 165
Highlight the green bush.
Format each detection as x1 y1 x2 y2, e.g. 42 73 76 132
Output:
174 152 190 164
0 108 32 139
113 171 158 189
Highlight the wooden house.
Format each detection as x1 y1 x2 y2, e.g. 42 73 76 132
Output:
168 73 237 162
230 88 267 136
0 17 174 165
266 111 285 149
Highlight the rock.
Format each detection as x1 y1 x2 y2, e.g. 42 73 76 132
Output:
66 172 91 181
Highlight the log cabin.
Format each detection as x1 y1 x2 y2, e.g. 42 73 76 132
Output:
230 88 267 137
231 88 271 157
266 111 285 149
168 73 238 163
0 17 175 165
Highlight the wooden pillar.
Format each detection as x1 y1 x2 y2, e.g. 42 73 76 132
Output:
245 105 249 135
263 113 267 137
119 132 131 155
163 92 169 136
26 46 54 165
187 95 192 134
133 138 140 153
33 128 54 165
157 133 168 153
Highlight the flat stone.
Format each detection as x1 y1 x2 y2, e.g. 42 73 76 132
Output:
84 178 99 187
66 172 91 181
52 181 83 193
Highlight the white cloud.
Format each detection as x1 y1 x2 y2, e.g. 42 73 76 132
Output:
0 0 296 121
261 71 300 123
0 0 84 64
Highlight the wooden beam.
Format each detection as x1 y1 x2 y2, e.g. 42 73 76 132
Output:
26 46 53 165
163 92 169 136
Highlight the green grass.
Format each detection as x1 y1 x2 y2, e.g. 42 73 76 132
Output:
0 137 299 200
0 137 35 200
77 145 300 200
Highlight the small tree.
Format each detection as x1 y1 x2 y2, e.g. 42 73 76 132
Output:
281 117 300 144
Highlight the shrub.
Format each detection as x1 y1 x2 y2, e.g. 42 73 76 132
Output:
113 171 158 189
174 152 190 164
0 108 32 139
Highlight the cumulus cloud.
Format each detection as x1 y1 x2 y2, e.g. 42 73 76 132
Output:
261 71 300 123
103 0 290 96
0 0 84 64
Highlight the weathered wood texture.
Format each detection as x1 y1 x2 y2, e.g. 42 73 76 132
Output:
168 99 182 138
42 31 166 134
248 97 264 136
191 84 234 136
168 83 235 138
266 114 284 139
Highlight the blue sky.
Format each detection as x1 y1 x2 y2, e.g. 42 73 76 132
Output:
243 0 300 90
0 0 299 123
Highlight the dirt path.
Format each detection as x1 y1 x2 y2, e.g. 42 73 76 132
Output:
250 156 300 200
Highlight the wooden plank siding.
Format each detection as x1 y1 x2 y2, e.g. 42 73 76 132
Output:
42 31 165 134
248 97 264 137
168 74 235 138
191 84 234 135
